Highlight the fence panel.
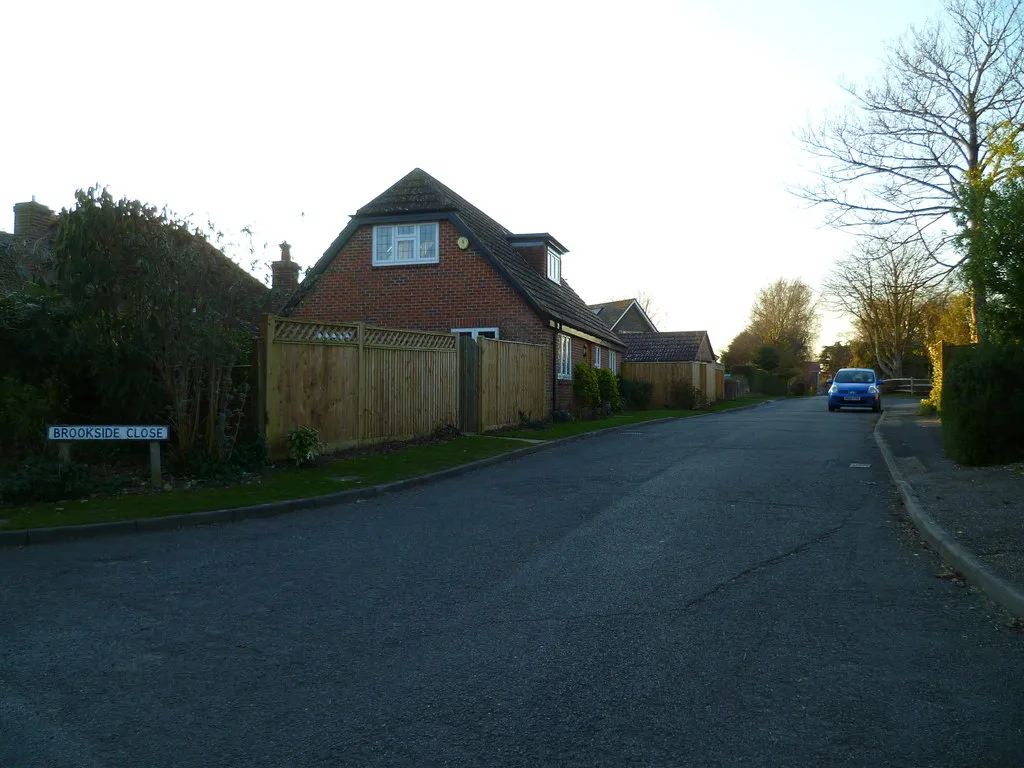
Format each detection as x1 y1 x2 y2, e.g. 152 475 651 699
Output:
621 361 722 406
479 338 546 431
620 362 693 407
259 316 458 458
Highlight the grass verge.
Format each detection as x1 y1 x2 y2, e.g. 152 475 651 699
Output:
1 436 522 531
498 395 774 440
1 396 774 532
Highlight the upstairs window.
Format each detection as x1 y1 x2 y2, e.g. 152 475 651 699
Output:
547 247 561 284
373 223 439 266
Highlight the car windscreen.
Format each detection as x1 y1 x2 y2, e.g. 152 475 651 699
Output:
835 370 875 384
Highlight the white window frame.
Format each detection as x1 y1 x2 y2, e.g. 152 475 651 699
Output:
593 345 602 368
451 327 499 340
608 349 617 374
557 333 572 380
372 222 439 266
547 247 561 284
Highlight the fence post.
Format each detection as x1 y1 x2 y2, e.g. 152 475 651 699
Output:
259 314 275 449
357 322 366 445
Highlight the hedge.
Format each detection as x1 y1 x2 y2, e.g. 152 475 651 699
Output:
941 343 1024 465
730 365 789 396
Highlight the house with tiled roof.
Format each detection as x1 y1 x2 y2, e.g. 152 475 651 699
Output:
622 331 718 364
588 298 658 334
283 168 626 413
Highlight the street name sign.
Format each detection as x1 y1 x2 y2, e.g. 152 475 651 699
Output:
47 425 169 441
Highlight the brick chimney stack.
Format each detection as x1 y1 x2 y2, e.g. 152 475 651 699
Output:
271 240 301 309
13 197 56 241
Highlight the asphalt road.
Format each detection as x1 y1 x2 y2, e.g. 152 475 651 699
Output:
2 398 1022 767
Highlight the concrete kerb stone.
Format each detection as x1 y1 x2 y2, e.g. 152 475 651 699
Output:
873 411 1024 619
0 401 773 547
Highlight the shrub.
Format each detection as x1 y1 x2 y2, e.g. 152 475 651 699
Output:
732 364 789 396
667 382 707 410
595 368 622 410
552 409 576 424
789 380 807 397
573 363 601 410
0 457 103 505
916 399 938 416
941 343 1024 465
286 425 327 467
0 376 65 460
618 377 653 410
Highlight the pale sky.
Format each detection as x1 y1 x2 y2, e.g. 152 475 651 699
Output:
1 0 945 355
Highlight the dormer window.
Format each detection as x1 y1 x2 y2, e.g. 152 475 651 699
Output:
547 247 561 284
373 223 439 266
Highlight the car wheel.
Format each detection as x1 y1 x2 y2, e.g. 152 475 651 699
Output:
828 405 836 412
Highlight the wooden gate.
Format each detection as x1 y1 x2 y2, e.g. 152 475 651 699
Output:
458 336 481 433
457 336 546 433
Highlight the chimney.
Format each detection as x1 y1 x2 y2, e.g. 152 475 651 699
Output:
271 240 301 309
13 197 56 241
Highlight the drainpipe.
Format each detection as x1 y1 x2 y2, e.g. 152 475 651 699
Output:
551 325 558 417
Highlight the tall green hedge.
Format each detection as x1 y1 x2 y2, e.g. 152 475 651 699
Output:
730 365 789 396
941 343 1024 465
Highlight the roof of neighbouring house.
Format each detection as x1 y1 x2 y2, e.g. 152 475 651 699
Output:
622 331 717 363
285 168 624 347
587 297 659 332
588 299 634 324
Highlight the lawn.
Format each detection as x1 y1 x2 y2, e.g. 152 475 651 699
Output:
1 436 524 531
498 395 774 440
1 396 775 532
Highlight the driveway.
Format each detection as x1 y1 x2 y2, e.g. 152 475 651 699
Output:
2 398 1021 766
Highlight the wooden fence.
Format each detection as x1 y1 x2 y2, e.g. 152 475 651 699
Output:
620 361 725 407
459 336 546 432
258 316 458 458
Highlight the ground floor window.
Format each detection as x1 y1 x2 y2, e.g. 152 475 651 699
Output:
608 349 617 373
557 333 572 379
452 327 499 340
593 345 602 368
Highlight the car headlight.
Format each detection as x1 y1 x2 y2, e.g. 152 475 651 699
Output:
829 385 838 394
868 385 879 394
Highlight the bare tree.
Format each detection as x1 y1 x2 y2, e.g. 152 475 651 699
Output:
747 278 821 359
795 0 1024 340
635 289 663 329
823 239 942 378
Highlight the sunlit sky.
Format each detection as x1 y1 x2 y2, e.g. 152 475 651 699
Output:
2 0 945 355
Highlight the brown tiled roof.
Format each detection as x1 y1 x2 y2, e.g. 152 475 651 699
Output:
623 331 716 363
286 169 624 347
587 299 634 326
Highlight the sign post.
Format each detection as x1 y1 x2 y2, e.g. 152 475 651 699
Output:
47 425 170 488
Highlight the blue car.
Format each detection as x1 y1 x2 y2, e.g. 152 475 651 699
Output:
827 368 883 412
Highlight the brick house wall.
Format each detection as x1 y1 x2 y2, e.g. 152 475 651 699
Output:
293 220 565 411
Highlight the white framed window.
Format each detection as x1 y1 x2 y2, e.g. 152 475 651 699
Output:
373 223 439 266
593 345 601 368
608 349 617 373
557 333 572 379
452 327 499 340
547 247 561 284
